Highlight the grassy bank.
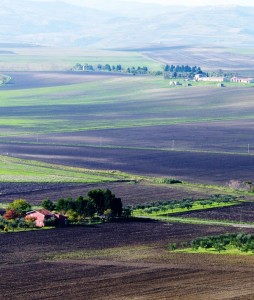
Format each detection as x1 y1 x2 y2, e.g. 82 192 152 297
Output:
0 155 137 183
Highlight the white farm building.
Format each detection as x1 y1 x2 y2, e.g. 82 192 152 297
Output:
230 77 254 84
194 74 226 82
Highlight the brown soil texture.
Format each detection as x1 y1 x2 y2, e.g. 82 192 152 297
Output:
8 120 254 154
0 181 210 205
145 47 254 71
1 71 133 90
1 221 253 299
174 201 254 223
2 142 254 185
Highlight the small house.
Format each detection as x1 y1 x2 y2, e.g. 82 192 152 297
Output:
26 209 67 227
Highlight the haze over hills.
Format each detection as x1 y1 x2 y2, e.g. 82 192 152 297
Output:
0 0 254 48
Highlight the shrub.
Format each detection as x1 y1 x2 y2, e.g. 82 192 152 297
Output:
7 199 31 214
168 243 177 251
161 178 182 184
3 209 20 220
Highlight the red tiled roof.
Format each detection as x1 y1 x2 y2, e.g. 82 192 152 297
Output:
26 209 55 217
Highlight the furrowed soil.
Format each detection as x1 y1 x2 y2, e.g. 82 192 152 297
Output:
2 142 254 184
1 71 133 90
0 181 213 205
145 46 254 73
1 221 254 300
174 201 254 223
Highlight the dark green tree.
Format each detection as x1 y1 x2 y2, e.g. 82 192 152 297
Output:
88 189 122 217
164 64 170 72
41 199 55 211
55 197 75 214
75 196 96 218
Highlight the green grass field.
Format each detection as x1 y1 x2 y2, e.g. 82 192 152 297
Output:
174 246 254 255
1 74 254 138
0 155 134 183
148 215 254 227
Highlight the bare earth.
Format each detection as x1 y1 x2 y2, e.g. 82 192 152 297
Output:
1 221 254 300
1 71 133 90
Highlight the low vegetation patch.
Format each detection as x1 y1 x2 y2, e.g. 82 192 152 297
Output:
132 194 239 217
168 233 254 255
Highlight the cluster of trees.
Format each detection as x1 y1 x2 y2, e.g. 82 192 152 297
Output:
168 233 254 253
191 233 254 253
134 194 237 215
0 189 124 231
163 64 204 79
42 189 123 223
73 63 149 75
207 70 240 78
73 62 209 79
0 199 35 232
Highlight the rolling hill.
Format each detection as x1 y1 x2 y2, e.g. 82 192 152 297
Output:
0 0 254 48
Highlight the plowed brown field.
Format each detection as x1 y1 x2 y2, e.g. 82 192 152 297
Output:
174 201 254 223
0 181 211 205
1 221 254 300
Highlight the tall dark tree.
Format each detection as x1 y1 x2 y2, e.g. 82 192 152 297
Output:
55 197 75 214
110 197 122 217
41 199 55 211
88 189 122 217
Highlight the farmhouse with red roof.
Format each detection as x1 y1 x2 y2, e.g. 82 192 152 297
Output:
26 209 67 227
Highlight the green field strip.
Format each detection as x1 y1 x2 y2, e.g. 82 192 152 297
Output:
1 73 254 140
0 51 162 71
2 115 254 137
173 246 254 256
0 155 136 183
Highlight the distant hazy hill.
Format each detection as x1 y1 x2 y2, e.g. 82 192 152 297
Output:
0 0 254 48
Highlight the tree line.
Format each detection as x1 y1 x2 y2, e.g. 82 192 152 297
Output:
42 188 123 223
133 194 237 215
73 62 207 79
168 233 254 253
73 63 149 75
163 64 204 79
